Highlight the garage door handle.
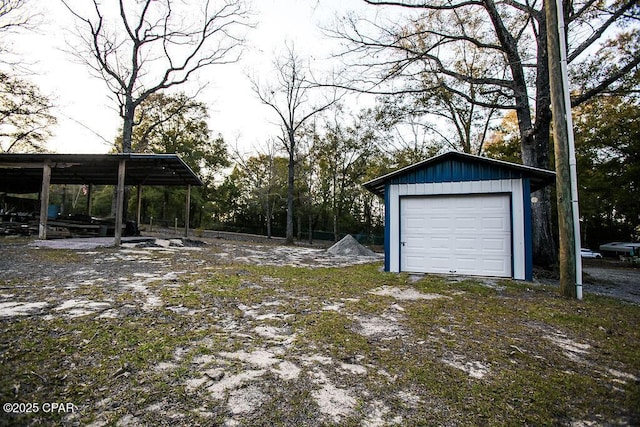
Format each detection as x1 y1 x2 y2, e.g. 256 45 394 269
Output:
400 241 406 247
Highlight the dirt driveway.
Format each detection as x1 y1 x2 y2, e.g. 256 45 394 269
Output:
581 261 640 304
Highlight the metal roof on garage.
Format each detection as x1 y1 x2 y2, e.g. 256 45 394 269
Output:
363 151 556 197
0 153 203 194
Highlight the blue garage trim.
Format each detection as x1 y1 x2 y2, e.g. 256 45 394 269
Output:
384 183 391 272
523 178 533 280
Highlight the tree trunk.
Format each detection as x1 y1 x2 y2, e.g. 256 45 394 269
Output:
493 0 557 267
118 98 135 222
265 201 272 239
285 131 295 245
529 11 558 267
122 98 135 154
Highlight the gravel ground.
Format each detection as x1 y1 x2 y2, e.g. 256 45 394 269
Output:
581 262 640 304
531 258 640 305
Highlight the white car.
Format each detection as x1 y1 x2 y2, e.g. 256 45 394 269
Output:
581 248 603 259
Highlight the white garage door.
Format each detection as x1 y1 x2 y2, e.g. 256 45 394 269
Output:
400 194 512 277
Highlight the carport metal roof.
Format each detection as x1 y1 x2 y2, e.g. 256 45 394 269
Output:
0 153 203 194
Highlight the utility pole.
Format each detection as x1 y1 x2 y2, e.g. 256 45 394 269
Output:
545 0 583 299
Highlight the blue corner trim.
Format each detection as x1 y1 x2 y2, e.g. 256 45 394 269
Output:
523 178 533 280
384 183 390 272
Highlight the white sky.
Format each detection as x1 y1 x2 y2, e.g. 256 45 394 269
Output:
10 0 381 156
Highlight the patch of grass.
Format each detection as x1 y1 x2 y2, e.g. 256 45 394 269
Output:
0 313 211 426
35 249 83 263
250 263 393 298
396 276 640 425
161 283 202 308
347 295 388 315
297 310 371 359
241 373 320 426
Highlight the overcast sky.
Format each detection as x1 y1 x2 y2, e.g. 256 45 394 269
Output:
12 0 386 156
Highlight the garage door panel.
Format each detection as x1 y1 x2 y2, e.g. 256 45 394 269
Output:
483 259 509 273
430 257 452 271
455 236 479 250
430 236 451 250
405 256 426 271
454 257 477 274
430 217 452 231
482 236 509 250
400 194 512 277
405 218 426 232
454 217 478 231
481 216 511 232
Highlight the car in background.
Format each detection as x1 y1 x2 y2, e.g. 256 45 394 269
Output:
581 248 603 259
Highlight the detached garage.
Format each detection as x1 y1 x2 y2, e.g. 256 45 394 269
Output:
363 152 555 281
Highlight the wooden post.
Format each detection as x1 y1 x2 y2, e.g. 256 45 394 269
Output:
38 161 51 239
136 185 143 229
114 159 126 246
546 0 580 298
86 184 93 215
184 184 191 237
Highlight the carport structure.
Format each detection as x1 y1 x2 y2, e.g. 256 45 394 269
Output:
0 153 203 245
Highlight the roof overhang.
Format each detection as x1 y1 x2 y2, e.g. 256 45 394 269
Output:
0 153 203 194
363 151 556 198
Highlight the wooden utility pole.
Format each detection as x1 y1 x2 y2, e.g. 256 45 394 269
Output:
546 0 583 299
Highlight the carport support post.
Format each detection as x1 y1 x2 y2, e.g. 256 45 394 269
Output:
38 161 51 239
86 184 93 215
136 185 142 229
114 159 126 246
184 184 191 237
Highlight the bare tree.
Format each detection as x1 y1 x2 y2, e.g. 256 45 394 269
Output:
314 109 379 242
0 0 30 34
332 0 640 265
251 44 340 244
0 0 55 152
231 139 285 240
62 0 252 153
0 71 56 152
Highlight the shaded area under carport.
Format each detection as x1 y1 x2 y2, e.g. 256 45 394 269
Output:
0 153 203 245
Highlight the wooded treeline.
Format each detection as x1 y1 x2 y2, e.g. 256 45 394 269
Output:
45 88 639 250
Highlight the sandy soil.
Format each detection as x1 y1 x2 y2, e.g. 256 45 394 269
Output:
21 236 640 301
0 235 638 426
0 236 390 425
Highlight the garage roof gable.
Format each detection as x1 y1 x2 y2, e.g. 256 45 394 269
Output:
363 151 555 197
